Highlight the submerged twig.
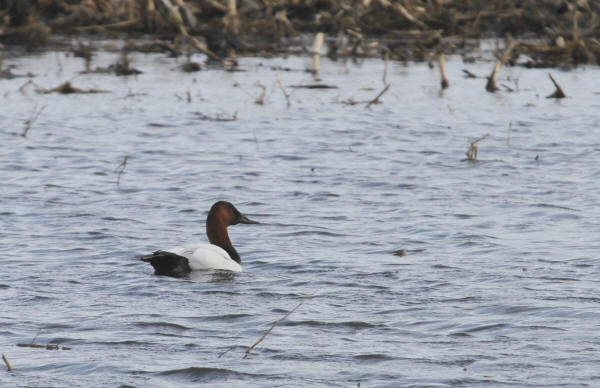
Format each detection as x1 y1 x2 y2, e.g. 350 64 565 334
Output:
218 345 235 358
366 84 391 108
30 329 42 344
276 71 292 107
115 156 129 185
243 292 315 359
22 104 46 137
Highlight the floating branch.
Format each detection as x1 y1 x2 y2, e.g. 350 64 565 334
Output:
462 69 477 78
2 354 12 371
366 84 391 108
290 84 337 89
16 343 71 350
546 73 566 98
22 104 46 137
243 292 315 359
465 133 490 161
192 111 238 121
36 82 108 94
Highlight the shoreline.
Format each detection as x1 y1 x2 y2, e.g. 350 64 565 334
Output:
0 1 599 69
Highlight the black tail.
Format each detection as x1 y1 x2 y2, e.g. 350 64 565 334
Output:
141 251 191 278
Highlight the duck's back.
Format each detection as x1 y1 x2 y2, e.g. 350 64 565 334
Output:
167 244 242 272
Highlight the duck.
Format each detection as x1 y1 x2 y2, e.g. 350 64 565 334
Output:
142 201 258 277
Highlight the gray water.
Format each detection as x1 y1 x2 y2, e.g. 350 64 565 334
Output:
1 49 600 387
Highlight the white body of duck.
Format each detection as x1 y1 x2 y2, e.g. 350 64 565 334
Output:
142 201 258 277
165 244 242 272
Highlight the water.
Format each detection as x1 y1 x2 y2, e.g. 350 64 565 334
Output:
1 49 600 387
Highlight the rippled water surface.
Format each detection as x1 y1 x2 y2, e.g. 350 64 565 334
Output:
1 49 600 387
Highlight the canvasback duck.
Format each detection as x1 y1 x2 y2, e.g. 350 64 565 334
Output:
142 201 258 276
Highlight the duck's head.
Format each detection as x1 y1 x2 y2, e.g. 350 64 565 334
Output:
208 201 259 226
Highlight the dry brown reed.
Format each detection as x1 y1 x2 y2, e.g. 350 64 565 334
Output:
547 73 566 98
2 353 12 372
465 134 490 161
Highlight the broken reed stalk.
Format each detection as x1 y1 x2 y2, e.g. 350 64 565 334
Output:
22 104 46 137
466 133 490 161
2 354 12 372
243 292 314 359
547 73 566 98
366 84 391 108
439 52 449 89
486 39 518 92
311 32 325 74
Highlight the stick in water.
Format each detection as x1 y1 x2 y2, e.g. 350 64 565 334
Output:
311 32 325 75
115 155 129 185
22 104 46 137
439 52 449 89
366 84 391 108
243 292 315 359
546 73 566 98
2 354 12 372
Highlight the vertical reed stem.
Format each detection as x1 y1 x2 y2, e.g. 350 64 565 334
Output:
439 52 449 89
311 32 325 74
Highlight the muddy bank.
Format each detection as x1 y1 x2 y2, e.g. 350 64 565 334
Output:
1 0 599 68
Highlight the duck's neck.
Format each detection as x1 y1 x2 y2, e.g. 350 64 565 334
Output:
206 219 241 264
